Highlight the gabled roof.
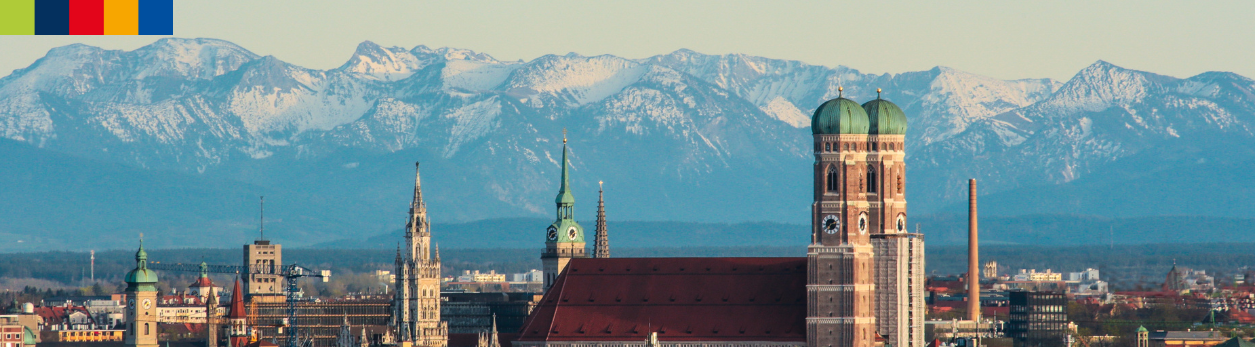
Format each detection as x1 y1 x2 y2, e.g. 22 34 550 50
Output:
33 306 92 325
190 276 216 288
516 257 807 342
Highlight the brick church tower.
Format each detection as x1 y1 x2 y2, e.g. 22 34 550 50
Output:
808 88 877 347
863 91 924 347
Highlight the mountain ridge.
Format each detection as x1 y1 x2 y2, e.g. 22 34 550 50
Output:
2 38 1253 251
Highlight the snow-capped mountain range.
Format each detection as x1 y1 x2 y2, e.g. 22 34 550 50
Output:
2 38 1253 250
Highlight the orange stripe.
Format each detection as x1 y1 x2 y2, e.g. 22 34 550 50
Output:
102 0 137 35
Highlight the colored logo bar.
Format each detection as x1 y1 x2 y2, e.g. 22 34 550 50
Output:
1 0 171 35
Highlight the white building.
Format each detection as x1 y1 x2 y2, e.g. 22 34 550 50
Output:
510 270 543 283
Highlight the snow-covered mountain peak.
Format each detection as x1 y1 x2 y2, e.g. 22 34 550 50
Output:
411 45 500 63
1036 60 1174 116
338 41 428 81
131 37 259 80
506 53 648 106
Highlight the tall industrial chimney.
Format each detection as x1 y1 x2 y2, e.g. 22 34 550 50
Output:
968 179 980 322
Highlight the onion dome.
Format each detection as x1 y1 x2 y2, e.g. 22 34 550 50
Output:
863 89 907 135
125 239 159 289
811 87 870 135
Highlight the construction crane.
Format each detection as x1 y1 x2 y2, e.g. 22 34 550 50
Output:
148 261 330 347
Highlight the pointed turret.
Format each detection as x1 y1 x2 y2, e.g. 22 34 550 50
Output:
476 315 500 347
206 286 219 347
337 315 354 347
227 279 246 319
593 181 610 258
226 278 250 347
489 314 499 347
410 162 426 217
555 133 575 209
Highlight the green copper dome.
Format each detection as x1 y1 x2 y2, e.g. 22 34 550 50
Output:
547 219 584 243
863 97 908 135
812 97 870 135
125 240 158 289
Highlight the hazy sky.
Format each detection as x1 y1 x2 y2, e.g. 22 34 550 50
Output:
1 0 1252 81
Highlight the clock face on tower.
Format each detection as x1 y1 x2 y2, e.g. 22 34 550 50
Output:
896 214 906 233
567 226 578 240
547 226 558 241
142 299 152 310
857 212 868 234
822 215 840 234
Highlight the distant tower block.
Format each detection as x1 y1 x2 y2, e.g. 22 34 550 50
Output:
245 196 283 303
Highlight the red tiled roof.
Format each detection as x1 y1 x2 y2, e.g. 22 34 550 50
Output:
33 306 91 325
516 257 807 342
190 277 215 288
448 333 519 347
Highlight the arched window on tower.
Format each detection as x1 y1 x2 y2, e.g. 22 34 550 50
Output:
867 166 878 194
826 166 839 194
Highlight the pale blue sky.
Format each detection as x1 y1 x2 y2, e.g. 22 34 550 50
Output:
1 0 1251 81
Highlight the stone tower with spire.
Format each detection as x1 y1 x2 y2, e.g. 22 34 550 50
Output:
476 315 500 347
125 237 159 347
593 181 609 259
226 279 249 347
542 131 586 291
393 163 447 347
206 284 220 347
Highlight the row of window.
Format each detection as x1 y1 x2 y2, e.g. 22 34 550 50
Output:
825 166 880 194
820 141 903 153
59 331 121 337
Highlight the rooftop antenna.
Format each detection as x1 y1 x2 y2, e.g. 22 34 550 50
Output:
258 196 266 242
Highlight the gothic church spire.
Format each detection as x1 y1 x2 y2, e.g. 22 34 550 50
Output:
593 181 610 258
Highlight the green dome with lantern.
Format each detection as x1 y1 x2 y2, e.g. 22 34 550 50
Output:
811 88 870 135
125 238 158 291
863 90 908 135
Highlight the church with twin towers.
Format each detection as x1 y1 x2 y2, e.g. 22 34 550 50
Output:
388 89 923 347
